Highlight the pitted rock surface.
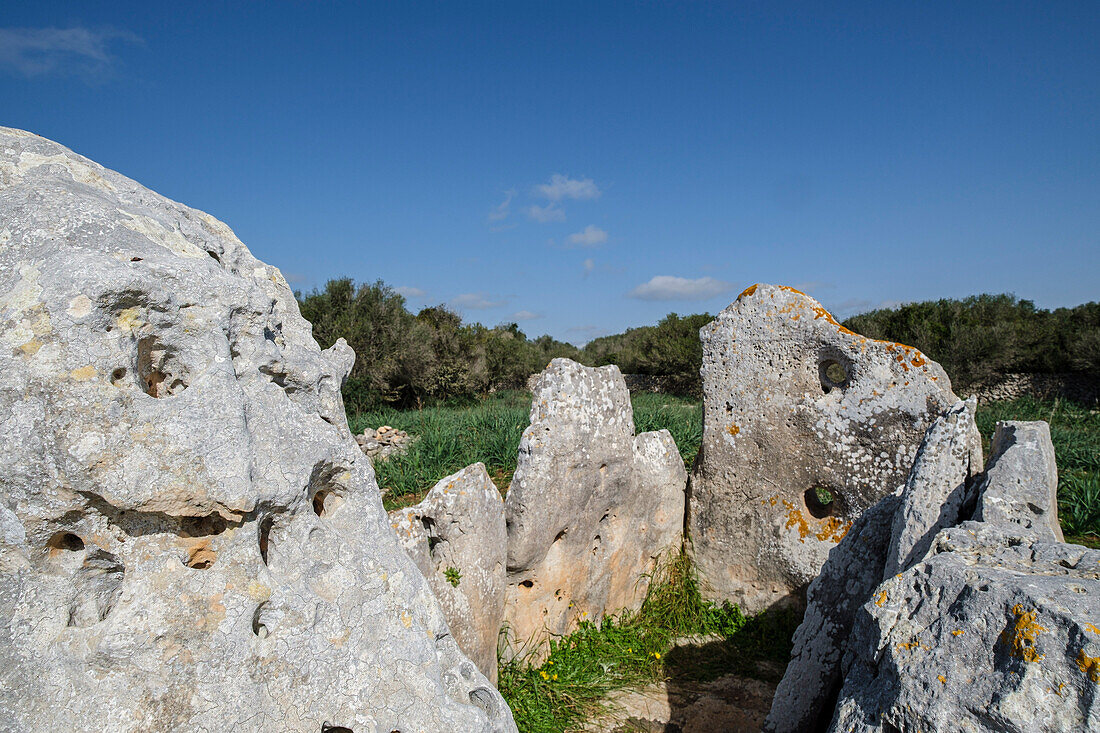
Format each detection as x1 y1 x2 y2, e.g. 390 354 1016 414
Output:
688 283 962 612
974 420 1063 542
831 522 1100 732
390 463 507 683
766 407 1095 733
0 128 516 732
503 358 686 653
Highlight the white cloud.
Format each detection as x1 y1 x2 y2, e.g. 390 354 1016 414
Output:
395 286 426 298
534 174 601 202
566 225 608 248
450 292 507 310
510 310 542 321
628 275 734 301
525 203 566 223
583 258 595 276
0 26 141 77
488 189 515 222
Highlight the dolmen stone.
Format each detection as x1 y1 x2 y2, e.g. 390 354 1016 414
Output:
390 463 507 684
766 407 1099 732
503 358 686 653
0 128 516 732
688 283 965 613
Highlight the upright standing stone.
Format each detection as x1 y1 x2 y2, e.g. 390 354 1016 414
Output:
882 397 983 578
0 128 515 732
503 359 686 653
974 420 1063 542
390 463 508 684
689 284 962 612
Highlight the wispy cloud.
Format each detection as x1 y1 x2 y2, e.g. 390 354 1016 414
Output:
488 189 515 222
510 310 542 321
628 275 734 301
583 258 595 277
395 286 426 298
534 174 601 202
450 292 507 310
525 203 566 223
0 26 141 78
566 225 608 248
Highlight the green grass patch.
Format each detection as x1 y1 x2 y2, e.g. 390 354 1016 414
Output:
496 551 798 733
352 390 702 510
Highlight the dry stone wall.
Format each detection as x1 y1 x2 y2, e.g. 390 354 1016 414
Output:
688 283 964 613
0 128 516 732
503 358 686 653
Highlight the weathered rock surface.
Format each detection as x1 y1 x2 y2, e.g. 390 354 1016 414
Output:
881 396 982 578
831 521 1100 732
0 128 516 732
974 420 1063 542
763 493 902 733
390 463 507 683
504 358 686 652
766 407 1096 732
689 283 963 613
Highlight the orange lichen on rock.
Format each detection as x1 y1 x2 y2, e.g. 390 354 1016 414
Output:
1001 604 1047 662
1086 623 1100 635
737 284 759 300
875 589 888 607
727 424 740 437
1076 650 1100 683
896 640 921 652
781 500 850 543
952 629 965 637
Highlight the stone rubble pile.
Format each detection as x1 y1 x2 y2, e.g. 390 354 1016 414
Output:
355 423 415 459
0 128 516 733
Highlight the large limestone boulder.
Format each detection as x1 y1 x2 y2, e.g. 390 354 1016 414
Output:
688 283 963 612
503 358 686 652
390 463 507 684
0 128 516 732
831 522 1099 732
766 407 1095 732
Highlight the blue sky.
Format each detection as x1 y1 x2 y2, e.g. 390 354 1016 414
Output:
2 2 1097 344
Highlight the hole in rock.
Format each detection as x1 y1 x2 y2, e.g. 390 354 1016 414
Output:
553 529 567 543
207 250 222 263
313 489 333 516
804 488 835 519
321 723 354 733
468 687 498 717
110 367 128 385
819 358 850 394
252 603 269 637
519 580 534 589
258 516 274 565
130 257 143 262
48 532 85 555
185 541 216 569
137 336 187 398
